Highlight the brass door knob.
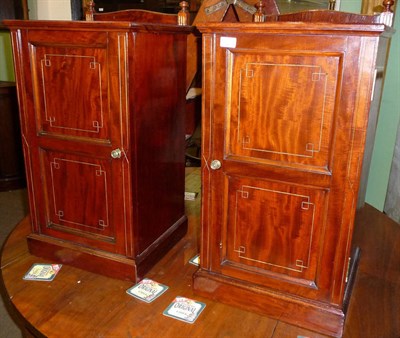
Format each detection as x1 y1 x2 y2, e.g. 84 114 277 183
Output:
210 160 222 170
111 148 122 159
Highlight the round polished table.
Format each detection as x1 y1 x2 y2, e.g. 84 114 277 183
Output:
1 202 399 337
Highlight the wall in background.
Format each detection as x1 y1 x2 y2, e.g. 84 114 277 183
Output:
0 32 15 82
27 0 72 20
0 0 72 80
341 0 362 12
363 2 400 211
385 125 400 221
329 0 400 212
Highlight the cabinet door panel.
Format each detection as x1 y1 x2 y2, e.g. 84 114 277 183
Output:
41 150 114 240
25 31 131 254
221 176 326 288
203 36 342 299
29 33 111 141
226 50 341 170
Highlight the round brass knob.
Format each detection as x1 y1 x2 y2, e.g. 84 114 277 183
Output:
111 148 122 159
210 160 222 170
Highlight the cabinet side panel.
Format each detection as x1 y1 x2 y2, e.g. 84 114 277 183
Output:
131 32 187 254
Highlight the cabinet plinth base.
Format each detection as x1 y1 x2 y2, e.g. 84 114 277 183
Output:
27 234 138 281
193 269 347 337
27 216 188 282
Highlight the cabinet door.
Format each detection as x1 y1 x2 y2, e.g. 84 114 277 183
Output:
22 30 132 255
202 34 348 301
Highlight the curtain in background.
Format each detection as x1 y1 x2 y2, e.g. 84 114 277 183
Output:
71 0 83 20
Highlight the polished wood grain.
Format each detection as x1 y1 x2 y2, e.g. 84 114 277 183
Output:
1 169 399 337
270 7 392 24
93 8 179 24
4 15 192 282
344 204 400 338
193 0 279 24
194 9 394 337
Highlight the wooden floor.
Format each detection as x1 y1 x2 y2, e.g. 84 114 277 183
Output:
343 199 400 338
0 167 399 338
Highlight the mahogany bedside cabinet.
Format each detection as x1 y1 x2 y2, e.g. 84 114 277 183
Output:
193 4 395 337
4 10 192 282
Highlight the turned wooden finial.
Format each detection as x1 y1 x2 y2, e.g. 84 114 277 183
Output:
382 0 395 12
85 0 96 21
378 0 395 26
178 1 189 25
253 0 266 22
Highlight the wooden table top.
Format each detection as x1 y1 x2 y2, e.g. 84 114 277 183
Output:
1 179 399 338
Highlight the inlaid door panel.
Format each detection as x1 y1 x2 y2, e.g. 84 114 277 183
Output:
202 36 340 297
226 51 341 169
25 30 131 254
41 150 114 240
29 33 110 141
220 175 326 287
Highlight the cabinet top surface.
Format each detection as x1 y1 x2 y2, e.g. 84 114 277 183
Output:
196 21 392 36
2 19 193 33
196 8 394 36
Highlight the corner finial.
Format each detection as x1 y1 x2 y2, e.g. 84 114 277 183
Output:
253 0 266 22
85 0 96 21
178 1 189 25
382 0 395 12
378 0 395 26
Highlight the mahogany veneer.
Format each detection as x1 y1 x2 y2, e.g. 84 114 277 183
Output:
4 11 192 282
193 9 394 338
